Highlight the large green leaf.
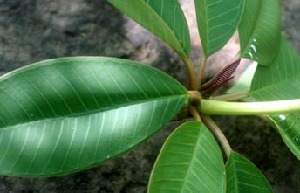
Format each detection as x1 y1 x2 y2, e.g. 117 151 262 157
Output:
194 0 244 57
148 121 225 193
238 0 281 65
107 0 190 59
0 57 188 176
249 37 300 159
226 152 273 193
250 38 300 99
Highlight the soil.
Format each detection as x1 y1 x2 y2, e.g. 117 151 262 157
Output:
0 0 300 192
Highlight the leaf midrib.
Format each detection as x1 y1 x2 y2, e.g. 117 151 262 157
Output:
240 1 263 55
112 0 188 58
250 75 300 97
0 94 187 129
181 126 212 192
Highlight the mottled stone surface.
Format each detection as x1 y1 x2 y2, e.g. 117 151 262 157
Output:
0 0 300 192
282 0 300 53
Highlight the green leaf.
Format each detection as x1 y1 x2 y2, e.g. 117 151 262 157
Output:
0 57 188 176
148 121 225 193
225 152 273 193
250 37 300 100
249 37 300 159
266 113 300 160
194 0 244 57
107 0 190 59
238 0 281 65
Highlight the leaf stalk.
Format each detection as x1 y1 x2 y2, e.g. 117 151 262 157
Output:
184 57 197 90
200 99 300 115
201 115 231 158
196 54 207 86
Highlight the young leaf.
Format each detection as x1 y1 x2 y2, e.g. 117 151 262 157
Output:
249 37 300 159
194 0 244 57
0 57 188 176
107 0 190 59
226 152 273 193
148 121 225 193
238 0 281 65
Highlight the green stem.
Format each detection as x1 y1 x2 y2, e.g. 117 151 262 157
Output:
200 99 300 115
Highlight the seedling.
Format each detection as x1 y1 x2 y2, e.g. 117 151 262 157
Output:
1 1 300 192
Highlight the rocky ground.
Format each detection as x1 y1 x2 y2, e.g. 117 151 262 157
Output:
0 0 300 192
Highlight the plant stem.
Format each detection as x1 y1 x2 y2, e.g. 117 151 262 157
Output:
200 99 300 115
201 115 231 158
184 57 197 90
189 106 201 121
196 54 207 86
211 91 249 101
188 91 201 106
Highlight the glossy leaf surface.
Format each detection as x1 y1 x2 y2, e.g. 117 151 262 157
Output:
194 0 244 57
239 0 281 65
249 37 300 159
148 121 225 193
0 57 188 176
107 0 190 58
226 152 273 193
